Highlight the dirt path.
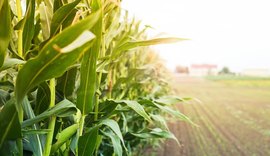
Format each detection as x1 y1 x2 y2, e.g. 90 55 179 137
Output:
157 76 270 156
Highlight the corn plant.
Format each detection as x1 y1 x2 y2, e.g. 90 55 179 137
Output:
0 0 190 155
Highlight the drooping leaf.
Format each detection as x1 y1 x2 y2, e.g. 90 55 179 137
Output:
0 0 11 67
109 100 151 122
154 96 185 105
150 114 169 130
102 130 122 156
99 119 125 148
131 128 179 145
22 99 77 127
0 100 21 148
15 10 101 105
153 102 195 125
51 124 78 154
78 126 99 156
50 0 80 37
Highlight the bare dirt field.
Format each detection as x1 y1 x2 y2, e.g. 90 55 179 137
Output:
158 76 270 156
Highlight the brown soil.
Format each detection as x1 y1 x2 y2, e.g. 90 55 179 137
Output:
156 76 270 156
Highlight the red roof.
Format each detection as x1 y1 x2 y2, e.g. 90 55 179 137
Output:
191 64 217 69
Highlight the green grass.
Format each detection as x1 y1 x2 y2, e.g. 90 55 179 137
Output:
205 75 270 87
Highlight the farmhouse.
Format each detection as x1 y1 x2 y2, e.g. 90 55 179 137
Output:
189 64 218 76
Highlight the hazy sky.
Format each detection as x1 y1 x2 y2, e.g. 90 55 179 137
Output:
122 0 270 71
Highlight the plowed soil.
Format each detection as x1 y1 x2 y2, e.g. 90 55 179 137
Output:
157 76 270 156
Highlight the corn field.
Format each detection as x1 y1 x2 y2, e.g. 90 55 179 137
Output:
0 0 189 155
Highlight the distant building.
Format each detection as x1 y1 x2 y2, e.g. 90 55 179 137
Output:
175 65 189 74
189 64 218 76
241 69 270 77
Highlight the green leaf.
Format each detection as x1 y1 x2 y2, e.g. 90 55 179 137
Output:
131 128 179 145
77 4 103 115
39 2 53 40
154 96 185 105
111 100 152 122
15 10 101 105
0 0 3 10
102 130 122 156
153 102 196 126
150 114 169 130
0 100 21 148
98 100 119 119
34 82 50 115
0 0 11 67
21 97 43 156
22 99 77 127
22 129 50 135
99 119 125 148
23 0 35 53
0 89 10 107
50 0 80 37
115 37 188 52
56 67 77 100
78 126 99 156
0 58 25 72
0 141 18 156
51 124 78 154
53 0 63 12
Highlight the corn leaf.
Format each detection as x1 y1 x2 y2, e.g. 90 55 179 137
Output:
102 130 122 156
35 82 50 115
15 10 101 105
153 102 196 125
77 2 103 114
0 58 25 72
0 0 3 10
50 0 80 37
39 2 52 40
109 100 151 122
51 124 78 154
131 128 179 145
154 96 185 105
0 0 11 67
22 99 77 127
22 97 43 156
56 67 77 100
0 100 21 148
78 126 99 156
99 119 125 148
116 37 187 52
22 129 50 135
23 0 35 53
0 141 18 156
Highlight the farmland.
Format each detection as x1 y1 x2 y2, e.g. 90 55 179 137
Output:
158 76 270 156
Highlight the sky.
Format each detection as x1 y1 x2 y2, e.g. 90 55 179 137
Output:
122 0 270 72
